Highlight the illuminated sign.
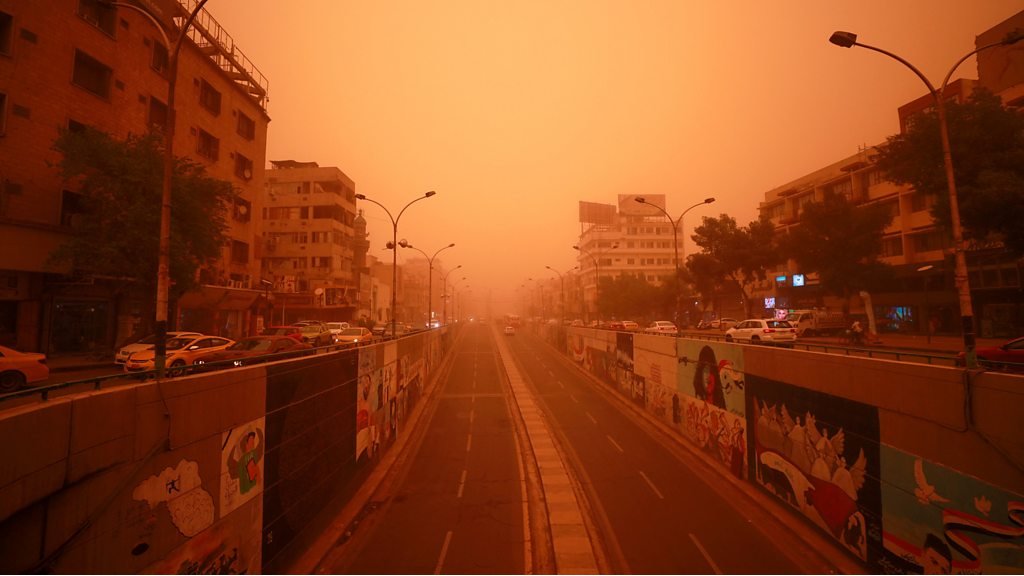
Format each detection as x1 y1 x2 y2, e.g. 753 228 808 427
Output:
775 275 787 282
792 274 805 287
764 297 776 309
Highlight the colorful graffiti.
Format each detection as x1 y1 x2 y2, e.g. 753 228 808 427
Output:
220 417 265 517
879 445 1024 574
677 341 745 416
746 375 882 564
678 393 748 479
133 459 215 538
142 498 262 575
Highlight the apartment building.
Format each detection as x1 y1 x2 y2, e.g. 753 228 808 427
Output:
0 0 269 352
575 194 679 319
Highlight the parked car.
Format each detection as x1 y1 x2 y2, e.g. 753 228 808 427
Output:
0 345 49 393
325 322 350 340
193 336 312 371
644 321 679 336
709 318 739 330
262 325 303 342
956 336 1024 372
621 320 641 332
504 325 516 336
124 335 235 374
371 323 388 337
293 320 334 347
606 320 626 331
725 319 797 346
337 327 375 347
115 331 203 365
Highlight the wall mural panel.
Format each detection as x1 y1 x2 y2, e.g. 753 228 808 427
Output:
746 375 882 565
879 444 1024 574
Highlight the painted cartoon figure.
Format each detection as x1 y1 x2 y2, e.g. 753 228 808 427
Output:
228 428 264 495
693 346 726 409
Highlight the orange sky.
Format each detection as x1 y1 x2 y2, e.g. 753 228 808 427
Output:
209 1 1022 315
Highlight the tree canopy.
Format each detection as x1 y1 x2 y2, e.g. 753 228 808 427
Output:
50 128 236 299
874 89 1024 257
779 191 894 306
690 214 780 317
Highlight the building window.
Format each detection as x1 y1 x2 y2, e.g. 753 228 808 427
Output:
151 41 168 74
60 190 86 227
880 200 900 221
234 153 253 180
0 11 12 55
880 236 903 258
237 111 255 140
230 240 249 264
0 92 6 136
827 179 853 198
72 50 113 99
911 191 935 213
912 230 944 253
198 79 221 115
764 203 784 220
77 0 116 36
148 97 167 131
196 129 219 161
312 256 331 268
867 169 885 187
291 258 307 270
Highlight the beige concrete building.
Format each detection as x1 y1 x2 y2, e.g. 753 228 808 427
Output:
0 0 269 352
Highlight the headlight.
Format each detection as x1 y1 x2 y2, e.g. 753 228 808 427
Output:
233 360 243 367
195 360 205 365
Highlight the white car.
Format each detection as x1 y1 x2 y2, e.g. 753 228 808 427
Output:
644 321 678 336
725 319 797 346
504 325 516 336
325 322 350 341
710 318 739 330
116 331 203 365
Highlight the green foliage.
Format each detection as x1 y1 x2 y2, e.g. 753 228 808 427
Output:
594 273 678 321
779 191 894 301
875 89 1024 256
690 214 781 316
49 128 235 296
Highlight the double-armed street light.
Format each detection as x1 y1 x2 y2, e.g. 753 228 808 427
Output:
399 241 455 328
828 29 1023 367
356 191 436 339
634 196 715 327
99 0 210 377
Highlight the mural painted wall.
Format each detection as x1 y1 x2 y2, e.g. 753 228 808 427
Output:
746 375 882 565
879 445 1024 574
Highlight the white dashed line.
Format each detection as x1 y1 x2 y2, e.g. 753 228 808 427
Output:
466 433 473 452
558 381 565 390
606 435 624 453
585 412 598 425
457 469 468 498
570 393 579 404
639 470 664 499
689 533 722 574
434 530 454 575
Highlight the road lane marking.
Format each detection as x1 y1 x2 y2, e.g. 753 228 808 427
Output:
434 530 454 575
689 533 722 574
558 381 565 390
466 433 472 452
639 471 664 499
457 469 468 498
469 409 475 424
570 393 579 404
606 435 624 453
585 412 598 425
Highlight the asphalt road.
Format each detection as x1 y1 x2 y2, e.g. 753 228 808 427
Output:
328 324 526 574
505 330 812 574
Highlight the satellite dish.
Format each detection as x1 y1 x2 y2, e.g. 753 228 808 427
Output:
243 167 253 179
314 288 324 295
237 204 249 215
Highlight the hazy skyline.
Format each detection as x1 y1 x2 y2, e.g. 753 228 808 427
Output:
210 1 1022 313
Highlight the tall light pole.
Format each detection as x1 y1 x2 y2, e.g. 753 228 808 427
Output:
399 241 454 328
828 30 1023 368
546 265 577 326
356 191 436 339
99 0 210 378
634 196 715 326
441 267 463 325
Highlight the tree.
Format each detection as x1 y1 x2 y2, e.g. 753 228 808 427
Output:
50 128 236 325
778 191 894 313
874 88 1024 257
596 274 665 320
684 253 726 319
690 214 781 317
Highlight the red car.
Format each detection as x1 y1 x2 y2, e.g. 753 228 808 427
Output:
193 336 312 371
261 325 303 342
957 336 1024 372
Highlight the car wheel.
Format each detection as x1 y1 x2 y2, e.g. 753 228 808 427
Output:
168 360 187 377
751 336 761 344
0 371 26 393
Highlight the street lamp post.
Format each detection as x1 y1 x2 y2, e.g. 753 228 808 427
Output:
546 265 577 326
634 196 715 327
399 241 454 328
101 0 210 377
441 267 463 325
356 191 436 339
828 30 1023 367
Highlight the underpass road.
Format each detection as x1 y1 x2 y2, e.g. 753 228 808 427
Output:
506 330 815 574
328 325 525 574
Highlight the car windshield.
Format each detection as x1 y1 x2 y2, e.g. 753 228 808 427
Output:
341 328 363 336
231 338 275 352
266 328 293 335
165 337 194 350
327 323 346 330
766 321 793 329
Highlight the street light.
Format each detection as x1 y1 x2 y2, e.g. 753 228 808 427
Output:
634 196 715 327
356 191 436 339
573 243 617 321
828 30 1023 367
441 266 463 325
546 265 578 326
100 0 210 378
399 241 454 328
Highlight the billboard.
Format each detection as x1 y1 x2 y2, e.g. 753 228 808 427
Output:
578 201 617 225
